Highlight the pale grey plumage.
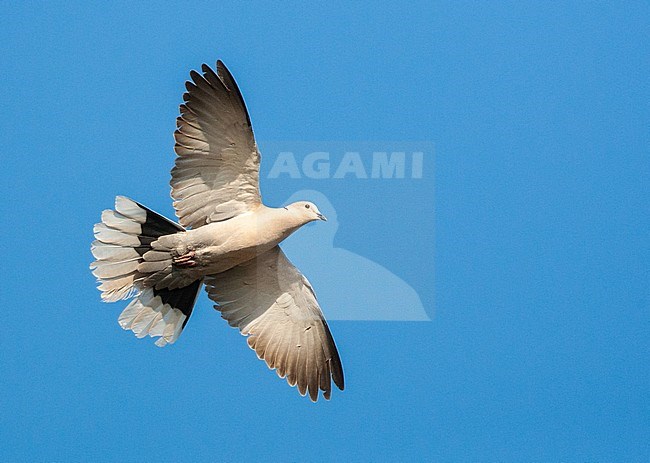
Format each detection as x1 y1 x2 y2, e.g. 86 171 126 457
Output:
91 61 344 402
204 247 344 400
172 62 261 228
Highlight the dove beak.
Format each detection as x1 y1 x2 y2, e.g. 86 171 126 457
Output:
317 213 327 221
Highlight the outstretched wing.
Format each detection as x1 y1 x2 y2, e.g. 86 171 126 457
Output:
171 61 261 229
204 247 344 401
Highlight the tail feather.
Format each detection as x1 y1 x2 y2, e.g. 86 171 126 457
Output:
91 241 139 261
91 196 202 346
100 210 141 234
93 223 140 248
97 272 140 302
91 259 140 279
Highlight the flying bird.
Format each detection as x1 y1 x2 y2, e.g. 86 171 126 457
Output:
90 61 344 401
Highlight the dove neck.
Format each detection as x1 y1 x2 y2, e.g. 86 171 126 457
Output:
258 206 307 244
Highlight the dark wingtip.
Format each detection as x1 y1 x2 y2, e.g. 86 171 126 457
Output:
188 69 202 83
184 80 196 92
200 63 212 75
212 60 252 127
332 360 345 391
216 60 233 82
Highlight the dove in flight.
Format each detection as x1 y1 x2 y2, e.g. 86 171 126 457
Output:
90 61 344 401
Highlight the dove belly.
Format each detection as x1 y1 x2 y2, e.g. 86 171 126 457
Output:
182 217 289 276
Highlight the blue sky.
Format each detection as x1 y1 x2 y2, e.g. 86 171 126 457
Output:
1 2 648 462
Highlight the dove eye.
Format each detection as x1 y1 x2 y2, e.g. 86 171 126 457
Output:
305 204 310 209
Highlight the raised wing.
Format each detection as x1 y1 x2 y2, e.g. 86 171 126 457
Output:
171 61 261 229
204 247 344 401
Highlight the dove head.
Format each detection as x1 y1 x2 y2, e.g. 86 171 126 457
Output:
286 201 327 224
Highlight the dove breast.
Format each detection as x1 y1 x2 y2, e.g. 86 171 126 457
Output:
178 205 304 276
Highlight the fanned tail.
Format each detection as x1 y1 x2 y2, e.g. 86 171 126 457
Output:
90 196 202 346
